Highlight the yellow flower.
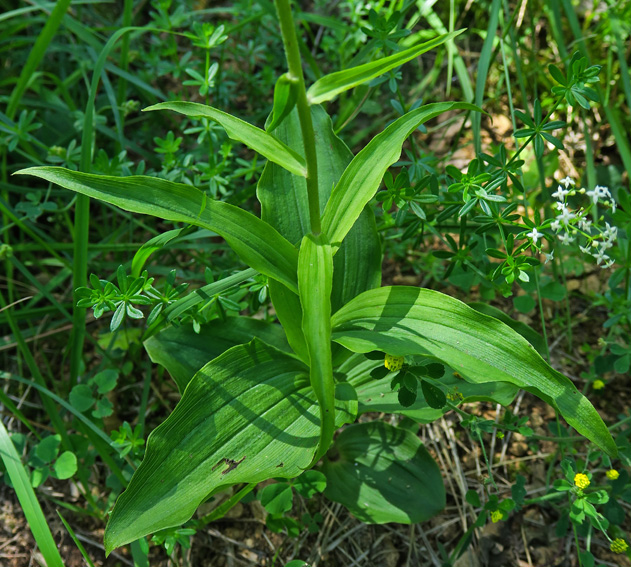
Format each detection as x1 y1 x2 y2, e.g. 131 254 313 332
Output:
610 538 628 554
384 354 404 372
574 473 590 490
446 389 464 402
593 379 605 390
606 469 620 480
491 510 503 523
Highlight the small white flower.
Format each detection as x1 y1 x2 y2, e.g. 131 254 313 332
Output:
610 200 617 213
597 185 612 200
603 258 615 268
544 250 555 264
579 244 591 254
560 176 575 188
593 248 610 265
558 232 575 245
556 201 567 211
599 239 614 250
527 228 543 244
578 218 593 232
552 185 570 200
550 219 562 232
586 185 611 204
603 222 618 240
556 208 576 225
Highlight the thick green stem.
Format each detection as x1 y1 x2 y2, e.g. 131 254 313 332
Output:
275 0 321 234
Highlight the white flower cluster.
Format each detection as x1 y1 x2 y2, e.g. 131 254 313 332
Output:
526 176 618 269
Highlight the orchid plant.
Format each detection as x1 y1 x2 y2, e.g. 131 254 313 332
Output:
16 1 616 553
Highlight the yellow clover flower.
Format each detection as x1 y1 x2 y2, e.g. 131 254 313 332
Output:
606 469 620 480
593 379 605 390
491 510 503 523
610 538 628 554
384 354 404 372
574 473 590 490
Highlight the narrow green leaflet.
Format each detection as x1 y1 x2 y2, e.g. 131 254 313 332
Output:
131 228 183 278
331 287 617 457
266 73 299 131
144 319 291 392
299 233 335 464
15 168 299 293
144 102 307 177
321 102 481 249
321 421 444 523
307 31 463 105
268 279 309 363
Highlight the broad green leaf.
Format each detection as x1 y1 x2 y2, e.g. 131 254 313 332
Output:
307 31 463 105
321 102 481 249
299 233 335 464
105 339 354 552
257 106 380 360
16 168 299 293
468 301 547 356
330 208 381 313
321 421 444 523
268 280 309 363
144 101 307 177
144 319 291 392
330 286 617 457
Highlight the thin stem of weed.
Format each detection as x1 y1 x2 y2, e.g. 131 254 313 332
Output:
558 257 573 352
574 523 583 567
532 268 550 361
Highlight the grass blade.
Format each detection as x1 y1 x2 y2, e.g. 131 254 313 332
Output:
57 511 96 567
473 0 501 154
0 419 65 567
306 31 464 105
